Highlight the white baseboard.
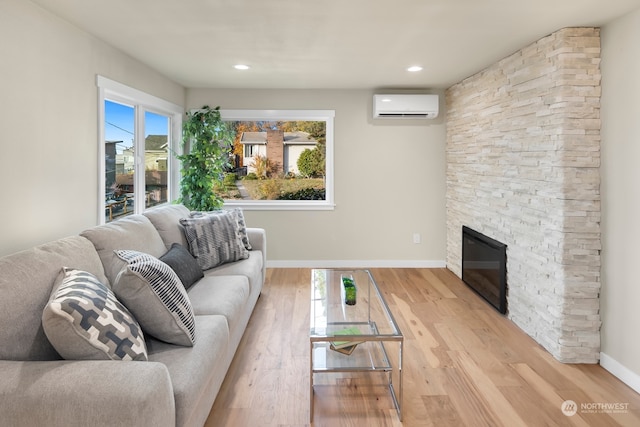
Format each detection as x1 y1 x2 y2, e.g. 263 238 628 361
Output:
600 352 640 394
265 260 447 268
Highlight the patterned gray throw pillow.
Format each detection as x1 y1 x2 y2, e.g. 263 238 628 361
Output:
230 208 252 250
180 210 250 270
190 208 252 250
42 267 148 361
114 250 196 346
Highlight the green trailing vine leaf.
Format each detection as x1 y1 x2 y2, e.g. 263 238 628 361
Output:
177 105 235 211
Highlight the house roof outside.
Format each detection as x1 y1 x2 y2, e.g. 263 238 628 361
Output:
145 135 168 151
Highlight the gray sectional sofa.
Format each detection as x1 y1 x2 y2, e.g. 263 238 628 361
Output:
0 204 266 427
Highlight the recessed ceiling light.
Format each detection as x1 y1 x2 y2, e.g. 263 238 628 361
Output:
234 64 250 70
407 66 423 72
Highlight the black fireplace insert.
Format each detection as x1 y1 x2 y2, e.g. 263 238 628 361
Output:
462 226 507 314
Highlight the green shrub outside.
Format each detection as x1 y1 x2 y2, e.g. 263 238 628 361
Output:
297 148 324 177
278 187 325 200
223 173 237 187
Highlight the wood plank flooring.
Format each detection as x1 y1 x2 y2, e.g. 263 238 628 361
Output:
204 268 640 426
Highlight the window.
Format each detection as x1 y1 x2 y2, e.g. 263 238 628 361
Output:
221 109 335 210
97 76 182 223
244 144 259 158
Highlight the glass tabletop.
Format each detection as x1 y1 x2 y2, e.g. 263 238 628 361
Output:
310 269 402 340
309 269 404 421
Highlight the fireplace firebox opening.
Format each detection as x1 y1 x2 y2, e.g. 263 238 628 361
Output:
462 226 507 314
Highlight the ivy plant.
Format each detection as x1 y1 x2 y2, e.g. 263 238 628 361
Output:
177 105 235 211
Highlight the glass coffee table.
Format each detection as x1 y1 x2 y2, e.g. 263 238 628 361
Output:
309 269 403 421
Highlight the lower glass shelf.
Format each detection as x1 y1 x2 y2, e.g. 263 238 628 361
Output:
312 340 392 372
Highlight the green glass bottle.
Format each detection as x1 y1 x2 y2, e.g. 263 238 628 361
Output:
341 275 356 305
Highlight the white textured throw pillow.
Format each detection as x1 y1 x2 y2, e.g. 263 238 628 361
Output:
114 250 196 346
180 210 249 270
191 208 252 250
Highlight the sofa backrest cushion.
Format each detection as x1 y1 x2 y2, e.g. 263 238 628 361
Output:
0 236 108 360
143 204 190 250
80 215 167 287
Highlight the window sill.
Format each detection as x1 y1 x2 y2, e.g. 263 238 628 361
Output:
224 200 335 211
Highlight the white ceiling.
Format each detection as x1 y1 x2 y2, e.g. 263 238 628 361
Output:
31 0 640 90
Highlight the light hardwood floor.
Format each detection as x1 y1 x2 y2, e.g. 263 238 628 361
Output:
204 268 640 426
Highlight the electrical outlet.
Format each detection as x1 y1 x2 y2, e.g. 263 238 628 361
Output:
413 233 421 244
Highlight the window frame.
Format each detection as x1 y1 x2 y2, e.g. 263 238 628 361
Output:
97 76 183 224
221 109 335 211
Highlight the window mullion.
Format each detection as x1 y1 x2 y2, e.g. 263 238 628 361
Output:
134 107 146 214
97 86 107 225
168 115 180 203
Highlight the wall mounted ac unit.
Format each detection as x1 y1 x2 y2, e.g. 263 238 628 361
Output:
373 94 439 119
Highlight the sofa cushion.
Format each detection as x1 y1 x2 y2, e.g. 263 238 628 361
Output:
0 360 174 427
187 275 250 332
204 250 264 296
42 267 148 361
143 204 191 250
191 208 252 250
0 236 109 361
180 211 249 270
230 208 252 250
114 250 196 346
146 315 229 427
159 243 204 290
81 215 167 287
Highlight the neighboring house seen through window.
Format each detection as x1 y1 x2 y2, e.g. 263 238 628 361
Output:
221 109 335 210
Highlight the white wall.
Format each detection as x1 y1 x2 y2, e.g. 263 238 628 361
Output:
0 1 446 266
600 6 640 389
0 0 185 257
188 89 447 266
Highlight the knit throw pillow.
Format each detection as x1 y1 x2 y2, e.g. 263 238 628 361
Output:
190 208 252 250
180 210 249 270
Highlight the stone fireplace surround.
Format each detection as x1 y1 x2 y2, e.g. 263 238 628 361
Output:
445 28 601 363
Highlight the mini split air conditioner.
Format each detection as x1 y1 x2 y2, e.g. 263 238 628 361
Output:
373 94 439 119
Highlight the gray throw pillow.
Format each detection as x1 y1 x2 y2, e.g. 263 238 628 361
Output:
114 250 196 346
42 267 148 361
180 211 250 270
191 208 252 250
233 208 252 251
159 243 204 290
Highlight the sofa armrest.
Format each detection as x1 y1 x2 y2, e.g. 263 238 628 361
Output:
0 360 174 427
247 227 267 285
247 227 265 253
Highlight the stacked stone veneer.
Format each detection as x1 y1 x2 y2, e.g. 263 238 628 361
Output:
445 28 601 363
